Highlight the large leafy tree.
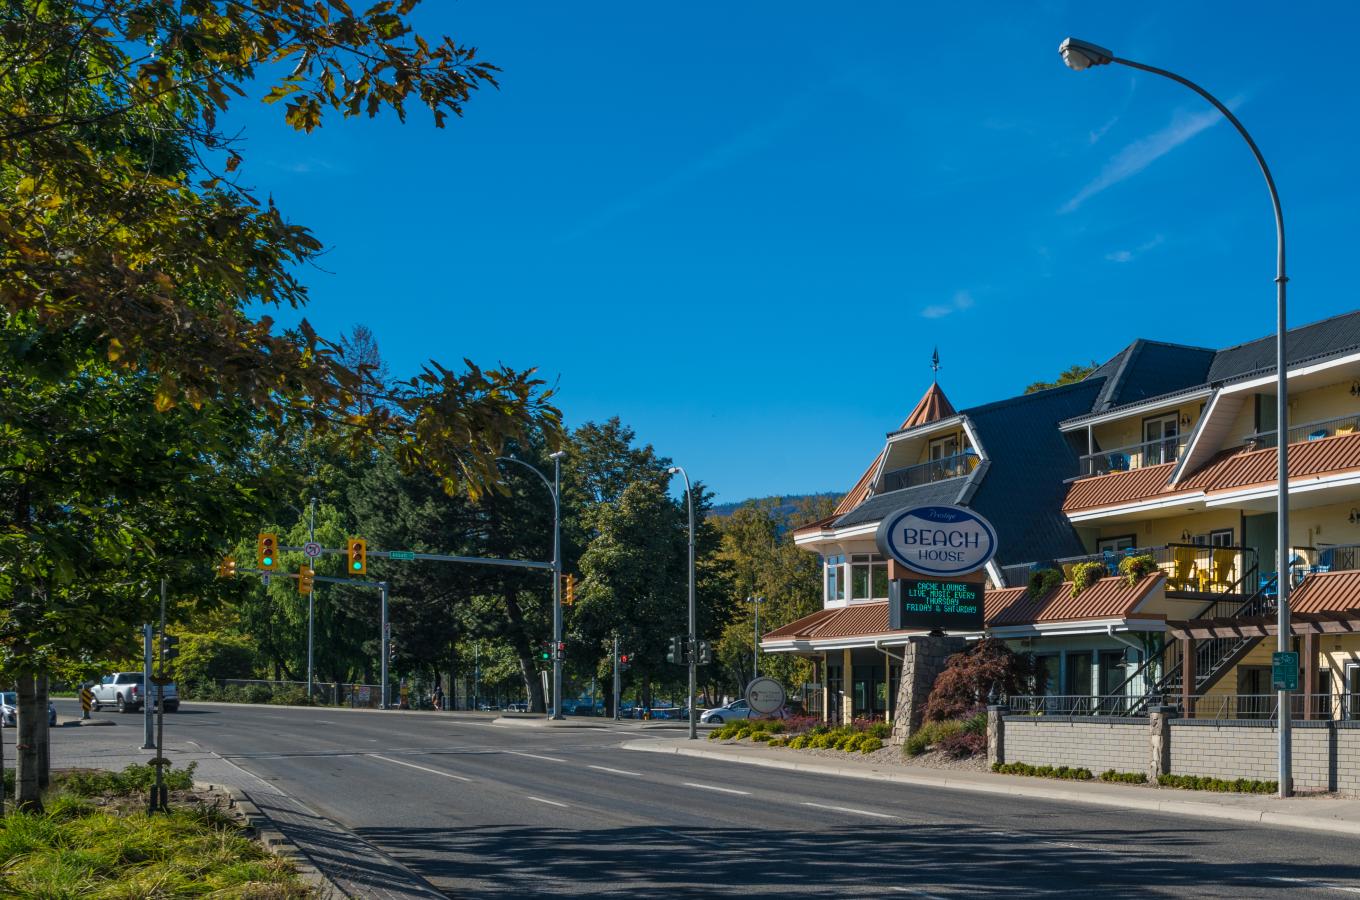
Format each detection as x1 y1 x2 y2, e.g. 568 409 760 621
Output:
0 2 560 810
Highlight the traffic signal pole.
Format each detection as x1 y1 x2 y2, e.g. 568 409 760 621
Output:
380 581 390 710
612 635 621 721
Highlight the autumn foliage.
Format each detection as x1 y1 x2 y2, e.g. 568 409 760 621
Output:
923 639 1041 722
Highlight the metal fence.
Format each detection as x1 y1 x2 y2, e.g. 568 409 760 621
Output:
213 679 386 708
1008 693 1356 721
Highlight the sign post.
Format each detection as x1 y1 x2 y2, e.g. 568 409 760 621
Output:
876 504 998 634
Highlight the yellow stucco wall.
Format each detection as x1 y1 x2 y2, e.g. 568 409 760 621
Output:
1320 634 1360 719
1199 640 1277 712
1089 400 1205 454
1100 509 1243 548
1291 382 1356 429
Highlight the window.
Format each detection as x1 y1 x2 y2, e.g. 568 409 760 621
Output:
1210 529 1234 547
928 434 959 461
1034 655 1059 695
1143 413 1180 464
849 553 889 600
825 555 846 602
1098 535 1136 553
1065 652 1092 696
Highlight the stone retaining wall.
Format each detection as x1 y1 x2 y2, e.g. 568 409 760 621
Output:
1004 717 1147 773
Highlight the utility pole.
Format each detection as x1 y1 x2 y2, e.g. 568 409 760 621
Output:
379 581 390 709
667 465 698 741
612 635 621 721
151 579 168 812
307 496 316 701
747 596 765 679
141 623 155 750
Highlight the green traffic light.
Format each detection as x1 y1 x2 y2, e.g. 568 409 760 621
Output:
353 561 361 570
263 556 273 566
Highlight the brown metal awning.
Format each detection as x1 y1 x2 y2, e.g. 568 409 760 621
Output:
1168 609 1360 640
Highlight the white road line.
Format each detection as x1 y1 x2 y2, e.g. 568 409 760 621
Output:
1267 877 1360 895
587 765 643 777
504 750 566 763
683 782 751 796
801 801 898 820
367 754 473 782
526 795 569 808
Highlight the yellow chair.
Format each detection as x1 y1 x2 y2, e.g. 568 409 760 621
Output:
1168 547 1199 592
1201 548 1236 593
1337 425 1356 437
1061 563 1077 582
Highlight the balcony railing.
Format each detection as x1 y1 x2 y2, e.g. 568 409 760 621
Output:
1000 543 1258 596
1078 434 1190 477
881 450 979 493
1243 412 1360 450
1007 693 1352 720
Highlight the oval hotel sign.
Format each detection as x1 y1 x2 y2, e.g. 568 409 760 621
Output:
875 504 998 577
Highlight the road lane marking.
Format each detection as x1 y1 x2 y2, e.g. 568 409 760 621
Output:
367 754 473 782
802 801 898 820
526 795 569 808
504 750 566 763
587 765 643 777
1266 877 1360 895
683 782 751 796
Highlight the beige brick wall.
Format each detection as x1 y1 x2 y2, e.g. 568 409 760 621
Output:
1168 722 1346 790
1002 718 1146 773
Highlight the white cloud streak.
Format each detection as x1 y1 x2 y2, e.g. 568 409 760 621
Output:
1061 104 1235 214
1105 233 1165 264
921 290 974 319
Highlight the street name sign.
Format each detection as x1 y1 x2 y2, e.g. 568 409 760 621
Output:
388 550 416 561
875 504 998 578
889 578 985 631
1272 651 1299 691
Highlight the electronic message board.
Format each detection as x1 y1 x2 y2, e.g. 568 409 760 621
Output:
889 578 985 632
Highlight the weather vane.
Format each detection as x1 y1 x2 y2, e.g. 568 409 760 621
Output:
931 347 940 383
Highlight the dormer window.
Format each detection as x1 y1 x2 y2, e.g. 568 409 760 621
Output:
850 553 889 600
929 434 959 460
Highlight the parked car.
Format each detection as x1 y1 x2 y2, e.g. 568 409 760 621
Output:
90 673 179 713
0 692 57 727
700 699 753 724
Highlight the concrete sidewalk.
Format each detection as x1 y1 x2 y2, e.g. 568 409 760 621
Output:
625 737 1360 837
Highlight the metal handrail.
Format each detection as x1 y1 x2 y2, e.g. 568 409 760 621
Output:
1244 412 1360 450
881 450 979 492
1079 434 1190 476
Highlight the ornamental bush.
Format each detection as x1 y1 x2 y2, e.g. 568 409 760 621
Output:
936 730 985 759
1028 567 1063 599
1157 774 1277 794
923 639 1040 722
1099 769 1148 784
1070 561 1107 598
1117 554 1159 585
991 762 1093 780
858 736 884 753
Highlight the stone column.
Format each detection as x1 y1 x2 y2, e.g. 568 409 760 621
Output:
890 635 967 744
987 705 1005 767
1148 704 1175 782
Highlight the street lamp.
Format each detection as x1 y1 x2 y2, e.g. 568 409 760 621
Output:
746 596 766 679
667 465 699 741
1059 36 1291 797
498 450 567 720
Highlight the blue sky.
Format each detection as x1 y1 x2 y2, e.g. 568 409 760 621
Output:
226 2 1360 503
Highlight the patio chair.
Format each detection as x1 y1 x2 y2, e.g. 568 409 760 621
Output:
1107 453 1130 472
1201 548 1236 593
1259 572 1279 599
1167 546 1199 592
1337 425 1356 437
1102 549 1119 575
1308 429 1328 441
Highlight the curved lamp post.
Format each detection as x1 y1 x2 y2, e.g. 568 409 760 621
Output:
1059 37 1291 797
667 465 699 740
498 451 567 720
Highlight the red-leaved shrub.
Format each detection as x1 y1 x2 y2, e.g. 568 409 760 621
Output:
936 730 986 759
923 639 1041 722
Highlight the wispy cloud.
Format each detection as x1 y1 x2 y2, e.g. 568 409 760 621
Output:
1061 101 1239 214
267 157 349 176
551 68 867 244
1088 114 1120 145
1105 234 1165 263
921 290 974 320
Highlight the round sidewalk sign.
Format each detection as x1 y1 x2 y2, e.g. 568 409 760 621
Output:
745 677 786 715
303 541 323 559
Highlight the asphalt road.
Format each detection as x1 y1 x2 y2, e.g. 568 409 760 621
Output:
28 700 1360 898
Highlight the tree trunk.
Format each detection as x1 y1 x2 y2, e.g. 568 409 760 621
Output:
15 671 42 812
36 672 49 788
447 641 458 711
503 590 546 713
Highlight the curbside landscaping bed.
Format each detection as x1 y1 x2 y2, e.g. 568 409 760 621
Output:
709 717 889 755
0 763 312 897
992 761 1277 795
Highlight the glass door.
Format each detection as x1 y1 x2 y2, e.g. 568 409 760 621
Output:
1144 414 1179 465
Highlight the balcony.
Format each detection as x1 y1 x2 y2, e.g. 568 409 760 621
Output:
881 450 979 492
1078 435 1190 477
1000 543 1259 597
1242 412 1360 450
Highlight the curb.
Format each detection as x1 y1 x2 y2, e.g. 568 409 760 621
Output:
492 715 607 729
622 740 1360 838
200 782 346 899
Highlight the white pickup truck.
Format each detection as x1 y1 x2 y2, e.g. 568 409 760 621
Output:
90 672 179 713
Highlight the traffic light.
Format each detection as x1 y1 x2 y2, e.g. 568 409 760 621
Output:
619 652 633 671
160 634 180 661
298 565 315 594
555 641 566 661
563 574 576 607
696 640 712 666
666 635 684 665
347 538 367 576
257 533 278 571
388 641 397 662
217 556 236 578
538 641 553 662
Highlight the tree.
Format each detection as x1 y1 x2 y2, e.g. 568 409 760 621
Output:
1024 362 1099 394
922 639 1040 722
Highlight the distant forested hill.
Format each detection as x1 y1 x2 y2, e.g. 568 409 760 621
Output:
710 492 840 519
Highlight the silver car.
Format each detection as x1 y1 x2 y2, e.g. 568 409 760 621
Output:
0 692 57 727
700 699 753 725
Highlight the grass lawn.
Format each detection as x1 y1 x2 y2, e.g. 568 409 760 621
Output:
0 764 311 898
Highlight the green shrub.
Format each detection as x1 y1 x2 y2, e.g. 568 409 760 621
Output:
858 736 884 754
1070 561 1107 597
1099 769 1148 784
867 722 892 739
1156 773 1277 794
766 736 787 748
1117 554 1158 585
936 731 985 759
1028 567 1063 598
905 719 964 756
788 735 809 749
751 732 772 743
59 762 198 797
961 710 988 735
991 761 1093 781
